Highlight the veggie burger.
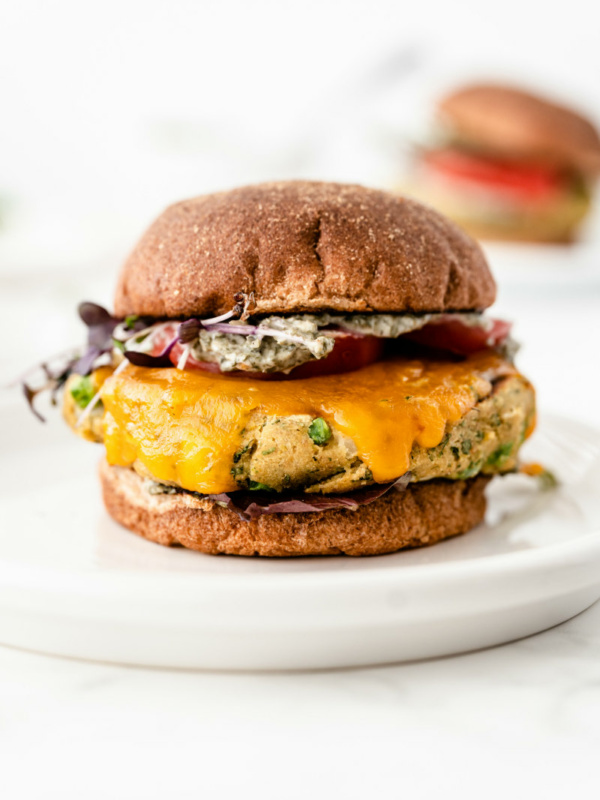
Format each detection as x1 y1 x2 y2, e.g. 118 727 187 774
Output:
408 83 600 243
27 181 535 556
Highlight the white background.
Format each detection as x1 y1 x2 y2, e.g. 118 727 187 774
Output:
1 2 600 798
1 0 600 273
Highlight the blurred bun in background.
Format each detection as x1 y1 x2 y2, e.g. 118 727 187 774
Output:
405 83 600 243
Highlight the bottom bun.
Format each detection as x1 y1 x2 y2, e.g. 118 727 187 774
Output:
99 460 491 557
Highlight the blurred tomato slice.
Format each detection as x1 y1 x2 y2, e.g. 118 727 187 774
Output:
423 149 563 201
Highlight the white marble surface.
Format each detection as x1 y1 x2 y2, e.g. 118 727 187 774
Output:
1 265 600 799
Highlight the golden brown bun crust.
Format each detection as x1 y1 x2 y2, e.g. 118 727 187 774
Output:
99 460 490 557
114 181 496 318
439 84 600 172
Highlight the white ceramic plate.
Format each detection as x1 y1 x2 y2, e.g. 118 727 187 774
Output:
1 401 600 670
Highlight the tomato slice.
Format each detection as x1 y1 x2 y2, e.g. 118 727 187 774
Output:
406 317 511 355
423 149 564 201
279 332 384 379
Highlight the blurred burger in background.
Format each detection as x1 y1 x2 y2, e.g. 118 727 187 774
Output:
406 83 600 243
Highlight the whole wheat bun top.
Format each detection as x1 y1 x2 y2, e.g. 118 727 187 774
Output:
439 83 600 172
114 181 496 318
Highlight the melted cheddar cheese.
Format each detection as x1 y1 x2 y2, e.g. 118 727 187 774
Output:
101 352 517 494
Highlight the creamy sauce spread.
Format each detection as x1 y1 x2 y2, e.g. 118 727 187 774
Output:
101 351 517 495
182 312 481 373
191 315 335 372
